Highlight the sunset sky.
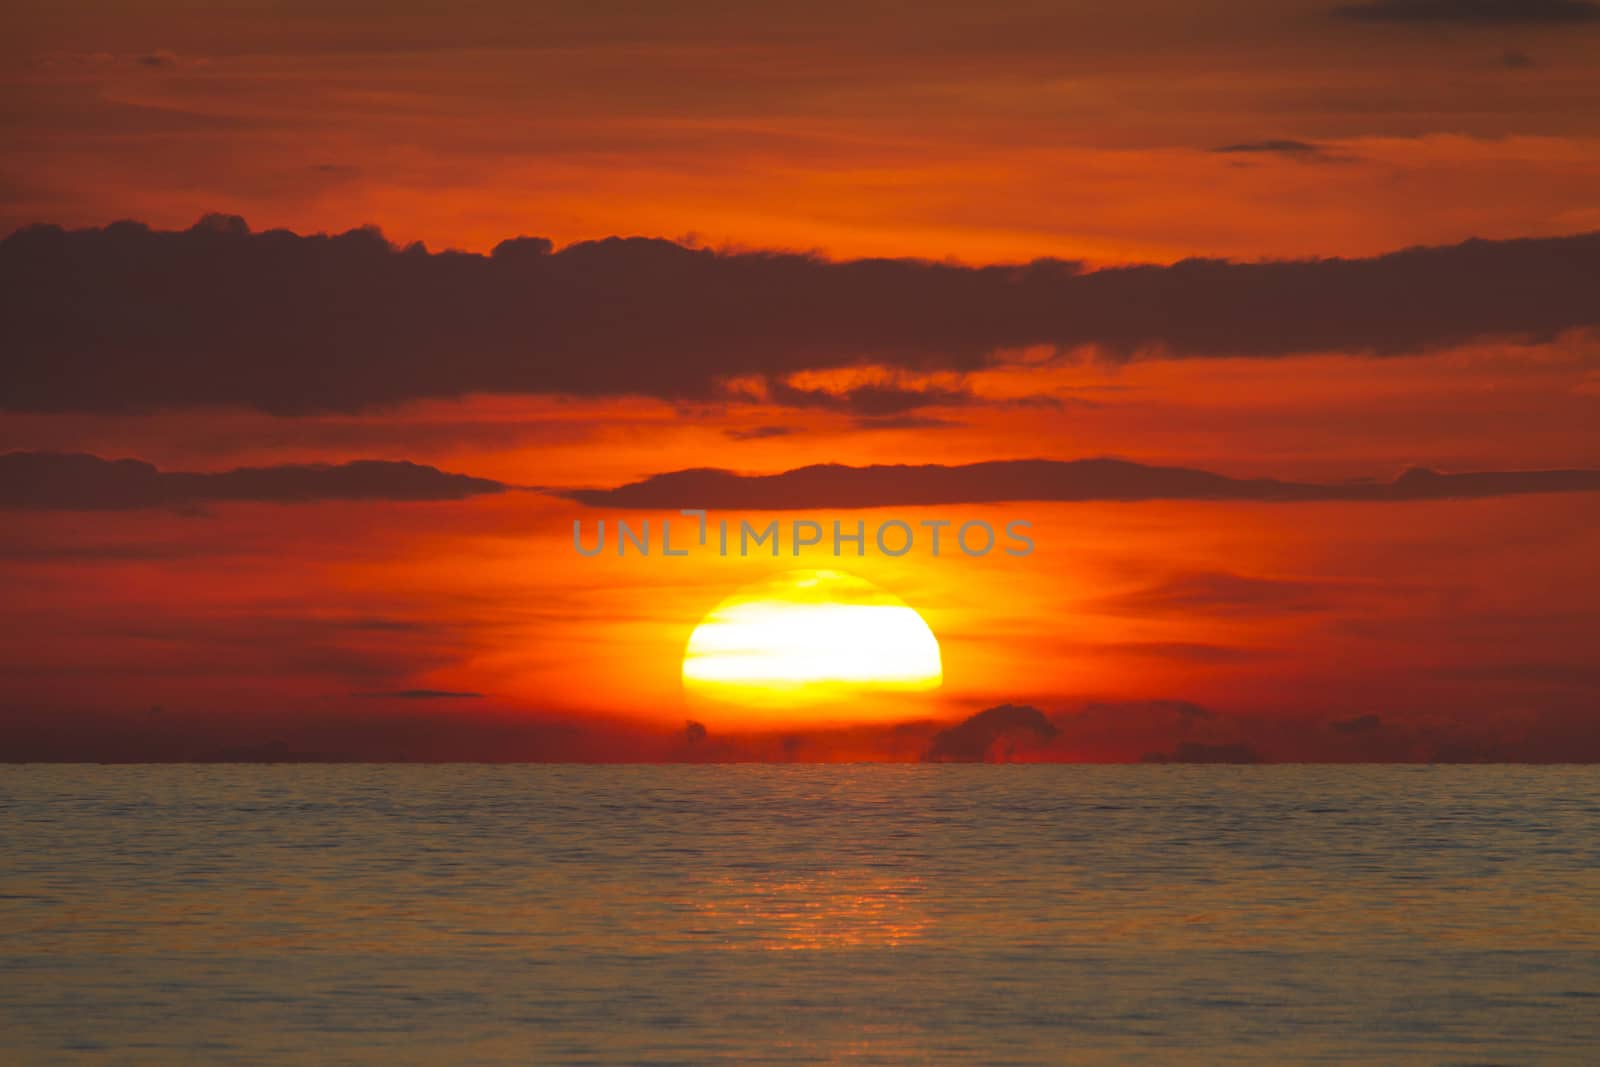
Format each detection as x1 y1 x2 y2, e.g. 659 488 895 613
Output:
2 0 1597 761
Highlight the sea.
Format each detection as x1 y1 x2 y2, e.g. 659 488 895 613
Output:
2 765 1597 1065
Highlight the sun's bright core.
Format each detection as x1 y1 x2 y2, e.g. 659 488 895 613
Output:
683 569 942 717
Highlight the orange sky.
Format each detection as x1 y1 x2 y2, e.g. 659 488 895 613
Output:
1 0 1597 761
7 0 1600 261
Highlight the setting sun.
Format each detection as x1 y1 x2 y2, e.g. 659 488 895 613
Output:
682 570 942 718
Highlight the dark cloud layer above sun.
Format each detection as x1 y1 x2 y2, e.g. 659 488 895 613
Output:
1331 0 1600 23
0 452 508 509
566 458 1600 509
4 217 1599 413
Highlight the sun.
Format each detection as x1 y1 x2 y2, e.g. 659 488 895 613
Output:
683 569 942 722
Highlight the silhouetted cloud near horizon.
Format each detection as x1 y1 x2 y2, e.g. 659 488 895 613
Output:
4 217 1598 413
0 452 508 509
566 458 1600 509
2 696 1596 763
924 704 1059 762
1332 0 1600 23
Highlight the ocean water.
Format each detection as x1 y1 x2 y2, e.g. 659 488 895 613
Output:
1 766 1597 1066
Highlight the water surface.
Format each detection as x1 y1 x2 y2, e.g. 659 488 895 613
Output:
2 766 1597 1064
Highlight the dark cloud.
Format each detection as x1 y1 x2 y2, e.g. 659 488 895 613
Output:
723 425 797 441
924 703 1059 762
1212 139 1324 154
363 689 485 700
851 414 964 431
764 380 975 416
0 452 508 509
1332 0 1600 23
1501 47 1536 67
1211 139 1354 164
564 458 1600 509
4 218 1599 413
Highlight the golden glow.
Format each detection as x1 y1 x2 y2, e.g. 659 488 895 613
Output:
683 569 942 716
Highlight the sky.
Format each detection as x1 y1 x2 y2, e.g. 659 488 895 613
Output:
2 0 1597 761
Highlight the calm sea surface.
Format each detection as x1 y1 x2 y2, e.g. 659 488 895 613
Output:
2 766 1597 1065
